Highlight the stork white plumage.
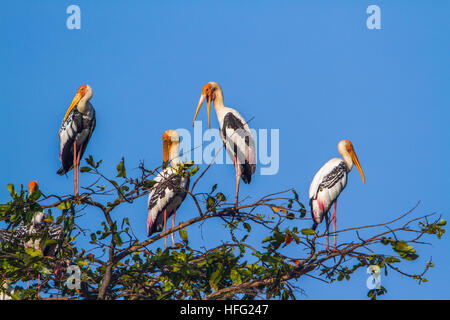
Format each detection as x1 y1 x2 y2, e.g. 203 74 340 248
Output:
57 84 96 202
147 130 190 249
193 82 256 208
309 140 365 251
0 181 64 256
0 181 64 298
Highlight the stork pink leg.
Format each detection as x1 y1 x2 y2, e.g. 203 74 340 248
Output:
324 213 330 252
171 210 176 247
163 209 167 249
75 142 83 204
233 155 241 209
73 140 77 198
333 200 337 251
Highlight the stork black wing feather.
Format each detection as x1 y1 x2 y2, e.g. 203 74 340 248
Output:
318 162 348 192
147 172 190 236
222 112 256 184
57 105 96 175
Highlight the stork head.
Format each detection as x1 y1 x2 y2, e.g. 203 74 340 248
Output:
193 82 222 129
163 130 180 163
63 84 92 121
31 211 45 226
338 140 365 184
28 181 39 194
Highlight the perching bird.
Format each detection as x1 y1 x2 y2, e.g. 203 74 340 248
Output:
309 140 365 251
57 84 96 201
147 130 190 249
0 181 64 257
193 82 256 208
0 181 65 298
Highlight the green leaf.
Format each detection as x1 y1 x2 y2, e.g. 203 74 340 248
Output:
300 208 307 217
179 227 188 242
189 166 199 176
157 290 173 300
230 268 242 285
80 166 92 173
28 189 42 201
7 184 16 197
243 223 251 233
122 217 130 227
216 193 226 202
301 228 316 236
391 241 418 261
85 155 95 167
209 263 223 291
25 247 42 257
56 215 64 224
114 233 123 246
116 157 126 178
57 200 72 210
206 196 215 211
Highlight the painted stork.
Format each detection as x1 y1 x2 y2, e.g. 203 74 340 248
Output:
309 140 365 251
57 84 96 201
0 181 64 257
147 130 190 249
0 181 64 298
192 82 256 208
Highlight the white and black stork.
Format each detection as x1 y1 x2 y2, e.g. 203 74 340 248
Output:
0 181 64 297
0 181 64 257
147 130 190 249
309 140 365 251
192 82 256 208
57 84 96 201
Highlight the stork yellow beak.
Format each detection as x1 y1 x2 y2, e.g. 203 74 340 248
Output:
63 91 83 122
163 132 170 163
350 149 365 184
193 94 212 128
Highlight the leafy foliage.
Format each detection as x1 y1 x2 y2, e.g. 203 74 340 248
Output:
0 156 446 300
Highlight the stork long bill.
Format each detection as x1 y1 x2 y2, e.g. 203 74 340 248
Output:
163 134 170 163
63 91 83 122
350 150 365 184
193 94 212 128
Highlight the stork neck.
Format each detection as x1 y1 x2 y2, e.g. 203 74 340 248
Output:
77 97 92 114
342 152 353 172
169 144 181 166
212 89 226 113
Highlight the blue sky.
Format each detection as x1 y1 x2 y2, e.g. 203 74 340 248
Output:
0 1 448 299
